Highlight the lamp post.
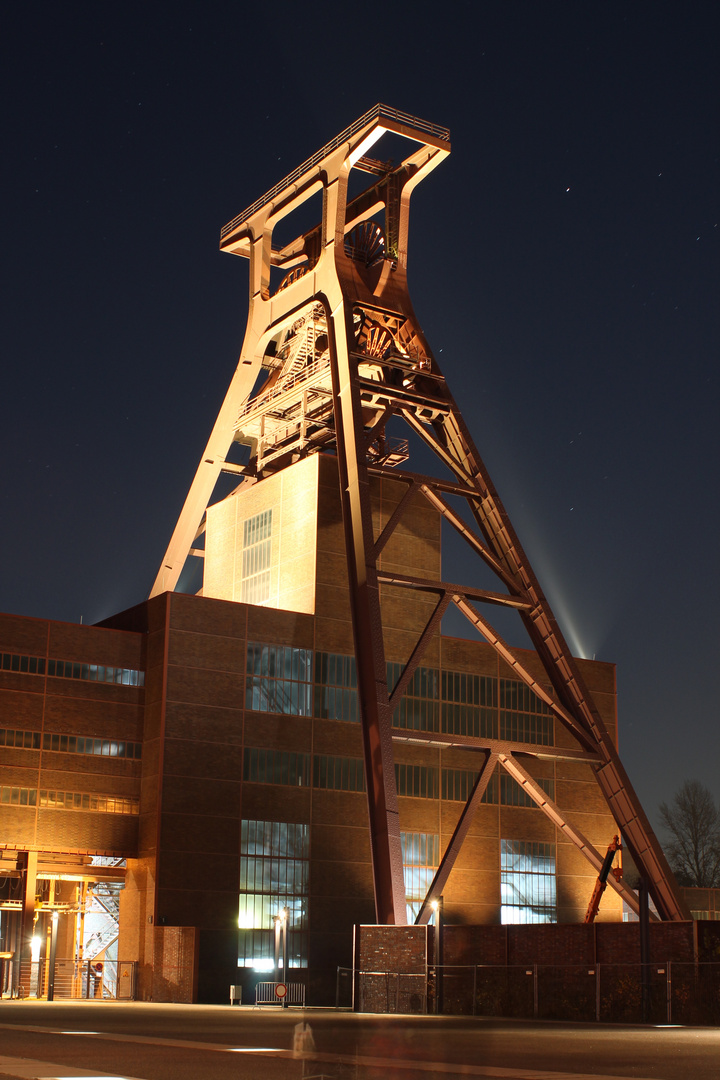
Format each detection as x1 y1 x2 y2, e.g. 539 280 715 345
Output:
273 908 288 979
430 897 444 1014
47 912 59 1002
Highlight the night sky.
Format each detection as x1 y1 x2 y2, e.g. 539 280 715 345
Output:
2 3 718 834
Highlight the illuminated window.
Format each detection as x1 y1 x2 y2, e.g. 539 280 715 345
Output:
1 652 144 687
37 790 139 815
241 509 273 604
314 652 358 722
245 643 313 715
313 754 365 792
0 786 37 806
501 839 556 924
402 832 439 923
243 747 310 786
239 820 309 969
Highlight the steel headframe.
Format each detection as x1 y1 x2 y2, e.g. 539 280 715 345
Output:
151 104 688 925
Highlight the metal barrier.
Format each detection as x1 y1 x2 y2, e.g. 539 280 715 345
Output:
255 980 306 1007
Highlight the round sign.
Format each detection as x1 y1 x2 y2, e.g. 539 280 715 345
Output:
275 982 287 999
94 962 103 972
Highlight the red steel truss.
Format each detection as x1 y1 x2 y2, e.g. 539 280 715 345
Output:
151 105 687 924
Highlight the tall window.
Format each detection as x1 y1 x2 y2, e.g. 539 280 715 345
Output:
500 839 556 924
241 509 273 604
388 663 439 732
314 652 358 722
499 680 553 745
401 832 439 924
441 670 497 738
238 820 309 969
245 643 313 715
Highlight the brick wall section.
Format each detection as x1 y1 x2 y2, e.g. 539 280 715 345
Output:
354 926 431 1013
150 926 197 1003
357 922 699 976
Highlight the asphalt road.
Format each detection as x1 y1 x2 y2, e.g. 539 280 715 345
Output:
0 1002 717 1080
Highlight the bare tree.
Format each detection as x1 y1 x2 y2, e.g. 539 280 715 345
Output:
659 781 720 888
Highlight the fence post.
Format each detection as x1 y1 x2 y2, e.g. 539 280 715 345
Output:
595 963 601 1023
667 961 672 1024
533 965 538 1018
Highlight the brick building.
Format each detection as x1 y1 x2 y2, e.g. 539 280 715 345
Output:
0 455 624 1003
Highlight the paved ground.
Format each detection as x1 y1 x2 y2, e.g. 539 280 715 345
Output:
0 1002 717 1080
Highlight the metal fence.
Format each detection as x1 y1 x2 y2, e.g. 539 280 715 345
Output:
255 980 306 1007
339 963 720 1024
4 960 136 1000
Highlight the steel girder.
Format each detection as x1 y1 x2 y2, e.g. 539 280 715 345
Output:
152 105 688 925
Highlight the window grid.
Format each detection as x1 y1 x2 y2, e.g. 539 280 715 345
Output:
388 662 440 732
501 839 557 924
314 652 358 722
0 786 37 807
38 790 139 815
401 831 439 923
395 762 438 799
499 679 553 745
1 652 144 687
442 768 498 803
245 643 313 715
312 754 366 792
500 774 554 807
241 510 272 604
440 670 498 738
0 728 142 759
243 747 310 787
239 820 309 968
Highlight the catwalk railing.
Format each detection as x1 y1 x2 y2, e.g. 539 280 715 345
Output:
3 959 136 1000
337 963 720 1024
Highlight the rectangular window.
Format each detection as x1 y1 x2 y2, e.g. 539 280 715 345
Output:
442 767 498 804
395 762 438 799
245 643 313 715
241 509 273 604
239 820 309 969
312 754 366 793
500 839 556 924
0 728 141 759
388 662 440 732
441 670 498 738
500 774 554 807
34 789 138 815
243 747 310 787
402 832 439 924
0 786 37 806
314 652 358 722
499 679 553 745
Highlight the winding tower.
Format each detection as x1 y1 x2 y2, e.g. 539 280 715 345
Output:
151 105 686 926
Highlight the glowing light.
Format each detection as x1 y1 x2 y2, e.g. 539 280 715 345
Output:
31 935 42 962
227 1047 282 1053
251 958 275 972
